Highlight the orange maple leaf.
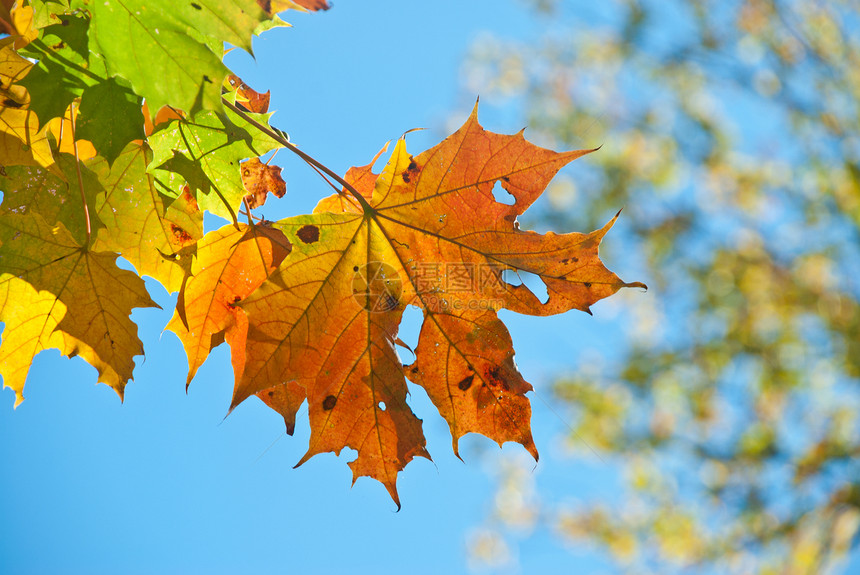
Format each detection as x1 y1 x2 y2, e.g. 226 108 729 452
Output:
171 107 644 506
166 223 292 387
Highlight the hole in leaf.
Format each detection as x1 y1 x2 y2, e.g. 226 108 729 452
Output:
502 269 549 303
492 180 514 205
203 211 230 233
398 304 422 352
501 269 522 286
378 401 386 411
343 447 358 462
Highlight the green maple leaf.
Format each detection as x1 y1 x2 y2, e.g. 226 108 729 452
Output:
147 108 282 220
76 78 145 165
15 13 143 163
87 0 277 116
19 14 107 123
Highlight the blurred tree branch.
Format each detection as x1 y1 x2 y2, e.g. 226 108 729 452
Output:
463 0 860 572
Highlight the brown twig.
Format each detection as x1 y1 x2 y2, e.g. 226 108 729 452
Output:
242 196 254 226
222 97 373 213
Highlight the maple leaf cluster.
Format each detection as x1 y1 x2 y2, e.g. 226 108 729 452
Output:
0 0 643 505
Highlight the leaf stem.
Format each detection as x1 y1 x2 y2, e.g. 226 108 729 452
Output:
69 101 91 246
222 98 373 212
242 196 254 226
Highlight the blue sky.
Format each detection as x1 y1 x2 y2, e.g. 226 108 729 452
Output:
0 2 644 573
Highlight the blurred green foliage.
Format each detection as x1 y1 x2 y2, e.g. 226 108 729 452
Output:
462 0 860 572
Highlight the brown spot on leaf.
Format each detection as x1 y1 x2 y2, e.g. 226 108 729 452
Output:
170 223 194 244
484 366 502 387
179 184 199 211
401 160 419 183
322 395 337 411
584 282 592 288
297 225 320 244
458 374 474 391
